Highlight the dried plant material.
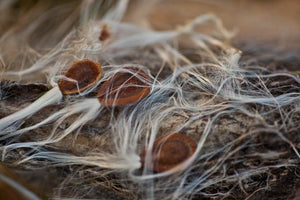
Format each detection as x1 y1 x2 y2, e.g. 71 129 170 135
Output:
0 0 299 200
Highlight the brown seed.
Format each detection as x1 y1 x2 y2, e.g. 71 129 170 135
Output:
97 68 151 106
99 24 110 41
58 59 102 95
141 133 197 172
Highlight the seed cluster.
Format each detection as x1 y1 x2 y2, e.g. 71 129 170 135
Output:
58 59 195 172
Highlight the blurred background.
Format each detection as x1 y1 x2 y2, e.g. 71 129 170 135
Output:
1 0 299 47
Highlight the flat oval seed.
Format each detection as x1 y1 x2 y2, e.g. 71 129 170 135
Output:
58 59 102 95
141 133 197 172
97 68 151 106
99 24 110 41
